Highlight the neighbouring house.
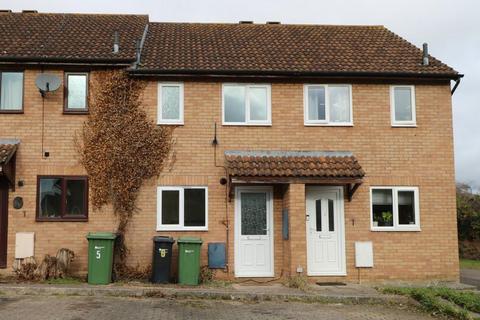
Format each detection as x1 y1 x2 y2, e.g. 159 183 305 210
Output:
0 10 462 282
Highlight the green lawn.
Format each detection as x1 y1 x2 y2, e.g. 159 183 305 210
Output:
380 286 480 320
460 259 480 270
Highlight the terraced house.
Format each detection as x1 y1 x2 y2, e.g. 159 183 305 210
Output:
0 10 462 282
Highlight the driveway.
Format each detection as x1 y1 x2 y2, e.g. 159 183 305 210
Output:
0 295 432 320
461 268 480 289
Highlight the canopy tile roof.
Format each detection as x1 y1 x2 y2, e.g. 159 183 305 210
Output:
136 22 459 78
225 151 365 178
0 139 19 165
0 12 148 63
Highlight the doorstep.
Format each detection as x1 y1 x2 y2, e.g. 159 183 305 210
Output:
0 282 405 304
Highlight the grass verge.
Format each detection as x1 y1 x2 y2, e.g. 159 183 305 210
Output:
380 286 480 320
461 259 480 271
43 277 84 285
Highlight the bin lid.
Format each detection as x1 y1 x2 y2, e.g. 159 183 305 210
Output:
153 236 175 243
177 236 203 244
86 232 117 240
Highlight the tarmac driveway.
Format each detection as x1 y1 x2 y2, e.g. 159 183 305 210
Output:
0 295 433 320
461 268 480 289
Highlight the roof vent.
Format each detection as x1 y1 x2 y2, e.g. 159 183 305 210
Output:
0 10 12 13
422 43 429 66
266 21 280 24
113 31 120 54
21 10 38 13
239 21 253 24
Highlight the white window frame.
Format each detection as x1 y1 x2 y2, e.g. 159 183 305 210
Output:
222 83 272 126
390 85 416 127
303 84 353 126
157 186 208 231
157 82 184 125
370 186 420 232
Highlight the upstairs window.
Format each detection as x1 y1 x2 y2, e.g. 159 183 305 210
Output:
158 82 184 124
0 72 23 112
37 176 88 221
223 84 271 125
157 186 208 231
304 84 352 125
391 85 416 126
65 73 88 113
370 187 420 231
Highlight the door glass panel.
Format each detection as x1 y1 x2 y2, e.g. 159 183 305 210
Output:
161 190 179 225
328 199 335 231
241 192 267 235
315 199 322 231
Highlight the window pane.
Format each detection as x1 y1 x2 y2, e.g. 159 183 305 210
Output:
308 86 326 121
315 200 322 231
161 85 180 120
161 190 179 225
184 189 206 227
65 180 86 216
249 87 268 121
372 189 393 227
328 199 335 231
241 192 267 235
394 87 413 121
224 86 246 122
1 72 23 110
39 178 62 218
398 191 416 225
67 74 87 109
329 86 350 123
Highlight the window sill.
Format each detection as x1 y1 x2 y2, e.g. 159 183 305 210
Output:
36 217 88 222
371 227 421 232
222 122 272 127
156 227 208 232
391 123 417 128
0 110 23 114
63 111 89 115
157 122 184 126
304 123 353 127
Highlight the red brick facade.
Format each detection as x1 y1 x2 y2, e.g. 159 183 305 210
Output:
0 68 459 282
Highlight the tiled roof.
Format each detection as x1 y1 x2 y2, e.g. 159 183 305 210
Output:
225 151 365 178
0 12 148 63
136 22 458 78
0 140 19 165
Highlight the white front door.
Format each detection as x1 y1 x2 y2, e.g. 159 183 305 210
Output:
306 186 346 276
235 186 274 277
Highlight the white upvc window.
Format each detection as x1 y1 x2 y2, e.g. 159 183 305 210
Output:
390 85 416 127
304 84 353 126
157 82 184 125
370 186 420 231
222 84 271 125
157 186 208 231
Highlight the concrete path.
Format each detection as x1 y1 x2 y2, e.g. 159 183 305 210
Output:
0 295 433 320
460 268 480 289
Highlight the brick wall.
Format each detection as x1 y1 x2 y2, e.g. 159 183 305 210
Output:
0 69 458 282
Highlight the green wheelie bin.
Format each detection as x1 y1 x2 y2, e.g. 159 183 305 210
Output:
86 232 117 284
177 237 203 285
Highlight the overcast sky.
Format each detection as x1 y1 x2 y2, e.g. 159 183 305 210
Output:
5 0 480 191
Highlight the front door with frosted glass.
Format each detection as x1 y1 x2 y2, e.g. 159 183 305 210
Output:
306 187 346 276
235 187 273 277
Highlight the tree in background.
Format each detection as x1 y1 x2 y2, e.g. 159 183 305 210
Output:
457 183 480 259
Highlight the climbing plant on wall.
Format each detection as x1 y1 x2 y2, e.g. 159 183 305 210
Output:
77 70 173 277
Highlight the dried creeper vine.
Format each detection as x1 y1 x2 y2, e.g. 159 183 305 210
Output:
77 70 173 277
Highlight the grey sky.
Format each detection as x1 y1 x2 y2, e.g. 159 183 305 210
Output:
5 0 479 190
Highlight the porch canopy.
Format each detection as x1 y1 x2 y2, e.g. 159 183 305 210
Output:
225 150 365 201
0 139 19 189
